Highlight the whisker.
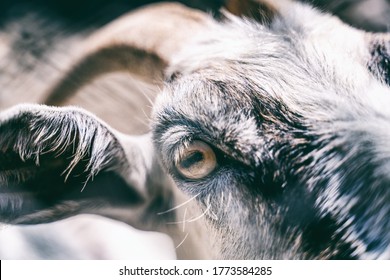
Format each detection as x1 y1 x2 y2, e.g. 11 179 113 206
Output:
80 181 88 192
157 193 200 215
186 204 211 223
209 209 219 221
175 233 189 249
182 208 187 233
166 203 211 224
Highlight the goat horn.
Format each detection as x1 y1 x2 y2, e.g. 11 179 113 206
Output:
42 2 213 105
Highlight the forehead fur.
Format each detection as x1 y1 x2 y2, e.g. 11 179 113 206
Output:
153 8 390 179
158 5 390 124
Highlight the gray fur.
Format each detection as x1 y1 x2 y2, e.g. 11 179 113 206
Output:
154 0 390 259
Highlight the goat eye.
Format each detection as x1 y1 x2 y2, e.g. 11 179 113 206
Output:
175 141 217 179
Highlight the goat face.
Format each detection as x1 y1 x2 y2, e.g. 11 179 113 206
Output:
0 0 390 259
152 1 390 259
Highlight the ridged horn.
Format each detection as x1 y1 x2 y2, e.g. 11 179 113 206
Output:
42 2 213 105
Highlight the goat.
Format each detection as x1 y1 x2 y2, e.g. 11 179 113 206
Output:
1 0 390 259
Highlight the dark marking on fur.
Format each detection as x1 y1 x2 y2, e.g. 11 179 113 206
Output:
369 39 390 86
225 0 277 25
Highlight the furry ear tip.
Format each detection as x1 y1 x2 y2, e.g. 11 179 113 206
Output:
0 106 122 184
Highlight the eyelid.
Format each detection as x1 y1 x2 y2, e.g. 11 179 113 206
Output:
159 124 254 172
172 138 248 169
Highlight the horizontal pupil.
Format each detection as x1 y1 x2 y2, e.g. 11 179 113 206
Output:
180 151 204 169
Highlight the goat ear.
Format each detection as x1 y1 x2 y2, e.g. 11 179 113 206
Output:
224 0 278 24
42 3 213 105
0 104 165 226
368 34 390 87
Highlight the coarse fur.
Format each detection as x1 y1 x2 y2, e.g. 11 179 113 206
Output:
1 0 390 259
153 4 390 258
